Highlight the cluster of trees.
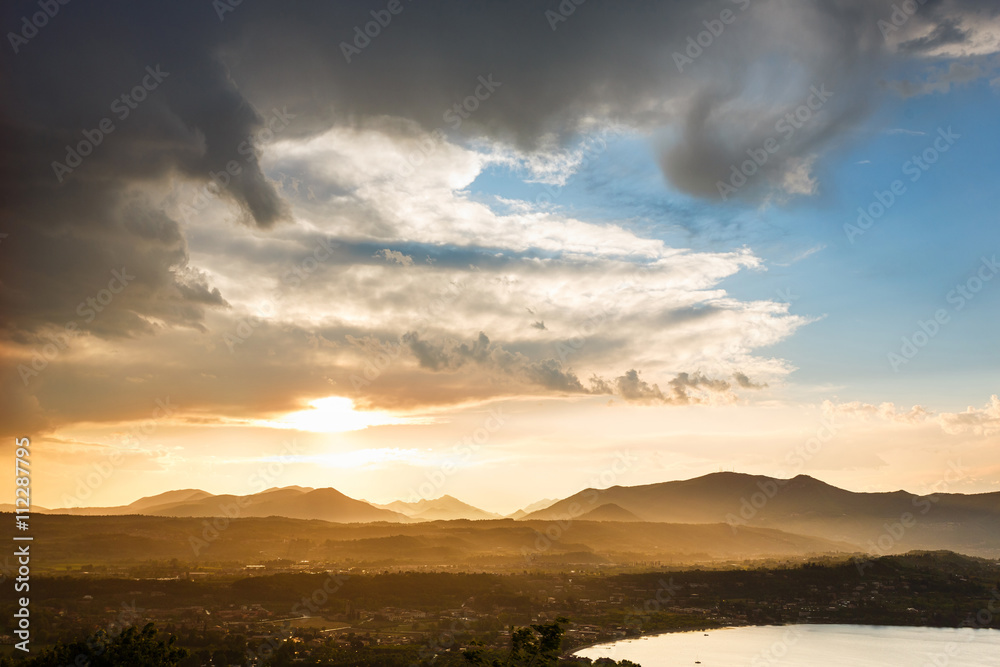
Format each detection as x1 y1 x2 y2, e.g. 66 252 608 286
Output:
463 618 639 667
0 623 187 666
0 619 641 667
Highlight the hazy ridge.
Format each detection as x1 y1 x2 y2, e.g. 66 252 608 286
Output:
7 472 999 563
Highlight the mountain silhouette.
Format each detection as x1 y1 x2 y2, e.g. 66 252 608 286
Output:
522 472 1000 556
29 486 407 524
380 495 502 521
15 472 999 556
578 503 643 522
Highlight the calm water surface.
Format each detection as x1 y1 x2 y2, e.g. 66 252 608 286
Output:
574 624 1000 666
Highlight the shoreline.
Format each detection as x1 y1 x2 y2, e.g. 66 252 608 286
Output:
565 621 1000 659
565 624 735 658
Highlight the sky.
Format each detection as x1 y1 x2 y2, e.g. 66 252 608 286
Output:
2 0 999 515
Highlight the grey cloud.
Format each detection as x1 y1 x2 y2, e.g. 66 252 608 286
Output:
401 331 461 372
614 369 667 404
0 2 291 342
899 17 970 54
733 371 767 389
886 58 1000 97
401 330 590 394
2 0 992 419
524 358 587 393
0 189 227 340
3 0 991 343
603 369 740 404
668 371 732 404
400 331 752 406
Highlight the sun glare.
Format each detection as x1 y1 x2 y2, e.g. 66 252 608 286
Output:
261 396 416 433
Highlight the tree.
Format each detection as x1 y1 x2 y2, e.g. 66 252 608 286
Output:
463 618 640 667
13 622 188 667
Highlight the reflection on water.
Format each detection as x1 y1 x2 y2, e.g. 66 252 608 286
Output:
575 624 1000 666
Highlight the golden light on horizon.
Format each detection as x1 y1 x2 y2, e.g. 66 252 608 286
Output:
257 396 422 433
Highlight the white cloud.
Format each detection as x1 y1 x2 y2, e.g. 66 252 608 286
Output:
821 395 1000 439
938 395 1000 435
780 155 820 198
375 249 414 266
170 123 810 403
822 399 932 424
885 128 927 136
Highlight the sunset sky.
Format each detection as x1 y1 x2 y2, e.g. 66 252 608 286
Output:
2 0 999 514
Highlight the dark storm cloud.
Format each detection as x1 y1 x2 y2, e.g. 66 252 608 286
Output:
227 0 899 203
1 0 292 343
1 0 991 347
0 0 992 454
0 187 228 340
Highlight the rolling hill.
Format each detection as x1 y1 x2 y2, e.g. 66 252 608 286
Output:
521 472 1000 557
21 472 1000 557
10 513 856 571
578 503 643 522
32 486 409 524
378 495 502 521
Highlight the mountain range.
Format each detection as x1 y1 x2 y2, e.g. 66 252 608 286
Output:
375 495 503 521
524 472 1000 557
22 513 855 570
9 472 999 557
15 486 408 523
14 487 549 523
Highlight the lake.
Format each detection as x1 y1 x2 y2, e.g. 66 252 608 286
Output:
574 624 1000 666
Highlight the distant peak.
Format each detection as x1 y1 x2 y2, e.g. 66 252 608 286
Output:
788 474 836 487
261 485 313 493
579 502 643 522
693 471 756 480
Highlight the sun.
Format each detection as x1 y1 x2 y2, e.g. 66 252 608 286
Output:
262 396 416 433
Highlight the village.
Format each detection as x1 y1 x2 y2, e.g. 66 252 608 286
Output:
4 552 995 664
